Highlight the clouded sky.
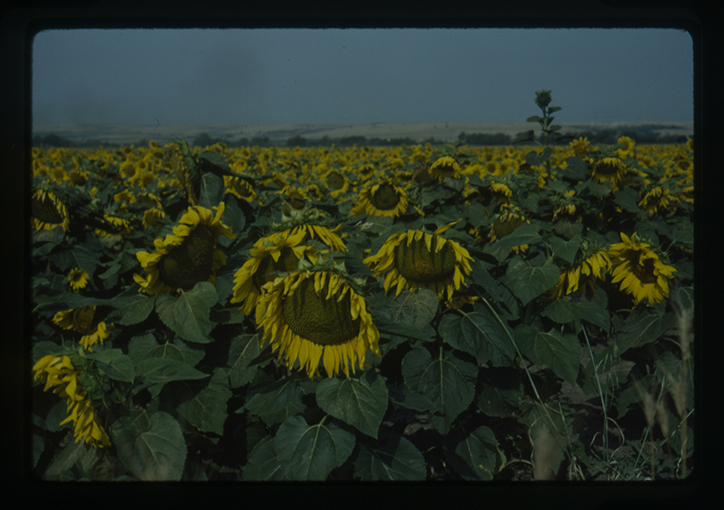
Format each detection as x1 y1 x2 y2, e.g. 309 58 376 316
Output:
31 28 693 126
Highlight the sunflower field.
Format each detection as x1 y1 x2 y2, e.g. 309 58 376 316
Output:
30 93 695 481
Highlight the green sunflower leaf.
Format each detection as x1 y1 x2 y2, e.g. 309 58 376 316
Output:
155 281 218 344
548 235 582 265
401 347 478 435
86 348 135 383
110 412 187 481
242 435 286 480
491 222 541 250
559 157 587 181
274 415 355 481
438 308 515 367
614 187 643 213
616 310 677 355
135 357 209 398
315 371 389 439
514 324 582 386
387 384 437 413
44 434 97 480
477 368 525 418
176 367 232 435
244 376 304 418
354 436 427 481
388 288 439 330
544 295 610 331
443 425 504 480
505 258 560 306
198 172 226 210
107 294 156 325
227 334 262 388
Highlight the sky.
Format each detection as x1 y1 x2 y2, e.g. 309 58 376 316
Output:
31 28 694 126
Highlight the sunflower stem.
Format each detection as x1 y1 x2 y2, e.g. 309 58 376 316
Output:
582 325 611 471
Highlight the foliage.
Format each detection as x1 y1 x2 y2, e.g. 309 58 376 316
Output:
30 91 694 481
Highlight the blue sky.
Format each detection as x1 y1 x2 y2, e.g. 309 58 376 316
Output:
31 28 693 125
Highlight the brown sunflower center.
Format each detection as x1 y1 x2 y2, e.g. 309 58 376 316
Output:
282 276 360 346
254 246 300 289
157 225 215 290
629 253 659 284
394 234 457 284
593 160 624 179
32 194 64 224
326 172 345 190
369 183 400 211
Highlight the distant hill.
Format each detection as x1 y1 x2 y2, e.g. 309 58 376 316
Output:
32 121 693 147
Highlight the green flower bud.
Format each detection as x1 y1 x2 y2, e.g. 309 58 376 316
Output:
535 90 553 108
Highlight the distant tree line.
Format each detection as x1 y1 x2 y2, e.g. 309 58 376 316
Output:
32 128 689 149
458 129 688 146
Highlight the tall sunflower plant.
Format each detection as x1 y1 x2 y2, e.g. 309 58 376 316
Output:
31 95 694 481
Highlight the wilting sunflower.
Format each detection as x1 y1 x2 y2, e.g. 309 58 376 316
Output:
490 182 513 203
224 175 257 202
256 268 380 378
569 137 590 158
31 188 70 232
94 214 132 238
549 248 612 299
607 232 677 306
142 207 167 229
429 156 462 181
321 169 351 198
364 221 473 300
67 267 90 290
638 186 679 215
616 136 636 158
488 205 531 253
276 219 347 253
33 354 111 447
134 203 235 294
680 185 694 204
281 186 309 211
53 305 96 333
231 230 320 317
589 157 628 186
350 179 409 218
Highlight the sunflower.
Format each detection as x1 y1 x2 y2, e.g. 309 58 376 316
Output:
67 267 90 290
78 322 111 353
680 185 694 204
68 169 88 186
607 232 677 306
279 222 347 253
490 182 513 203
52 305 96 333
638 186 679 215
31 188 70 232
321 169 351 198
224 175 257 202
589 157 628 186
142 207 167 229
33 354 111 447
429 156 462 181
133 203 235 294
231 230 320 317
488 205 531 253
281 186 309 211
350 179 409 218
256 268 380 378
616 136 636 158
569 137 590 158
364 221 473 300
94 214 132 237
549 248 612 299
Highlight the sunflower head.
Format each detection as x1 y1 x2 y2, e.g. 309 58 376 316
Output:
607 232 677 306
589 157 628 186
134 203 235 294
364 221 473 300
256 266 380 378
231 229 321 316
67 267 90 290
350 179 409 218
548 242 612 299
31 188 70 232
272 208 347 252
429 156 462 182
638 186 679 215
489 204 531 252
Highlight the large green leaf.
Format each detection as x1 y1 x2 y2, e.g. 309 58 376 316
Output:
315 371 389 439
490 222 541 250
505 258 560 306
135 357 209 397
515 324 582 386
616 310 677 354
401 347 477 434
387 384 437 413
354 437 426 481
438 308 515 367
274 415 355 481
227 334 262 388
44 436 97 480
107 294 156 325
544 295 610 331
614 187 643 213
477 369 524 418
155 281 218 344
388 288 439 328
176 367 232 435
110 411 187 481
198 172 226 210
444 426 504 480
559 157 587 180
244 376 304 418
242 436 286 480
86 348 135 383
548 235 582 265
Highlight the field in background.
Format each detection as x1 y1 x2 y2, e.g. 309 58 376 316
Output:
32 121 693 147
